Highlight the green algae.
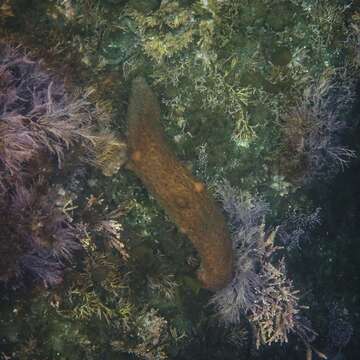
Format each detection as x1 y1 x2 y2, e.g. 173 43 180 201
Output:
1 0 360 359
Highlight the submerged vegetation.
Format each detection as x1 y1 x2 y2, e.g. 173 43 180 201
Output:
210 181 315 348
1 0 360 359
279 69 356 183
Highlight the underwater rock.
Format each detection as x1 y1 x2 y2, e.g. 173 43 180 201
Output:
127 77 233 290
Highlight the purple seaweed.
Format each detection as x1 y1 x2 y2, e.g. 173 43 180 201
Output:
0 182 82 286
0 42 94 286
0 42 94 181
210 181 316 347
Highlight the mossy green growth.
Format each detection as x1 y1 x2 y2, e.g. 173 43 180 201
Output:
128 0 161 13
1 0 359 359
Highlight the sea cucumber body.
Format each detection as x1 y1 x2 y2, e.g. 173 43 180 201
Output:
127 77 233 290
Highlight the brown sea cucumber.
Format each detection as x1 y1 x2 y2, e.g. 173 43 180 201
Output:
127 77 233 290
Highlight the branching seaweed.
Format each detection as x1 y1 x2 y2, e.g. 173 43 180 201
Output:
211 181 316 347
280 69 356 183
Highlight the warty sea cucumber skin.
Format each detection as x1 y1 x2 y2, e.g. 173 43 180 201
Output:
127 77 233 290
